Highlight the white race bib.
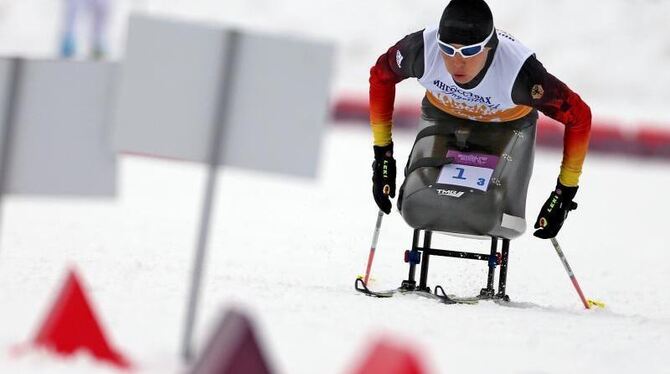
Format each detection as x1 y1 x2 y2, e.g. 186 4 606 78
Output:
436 151 499 192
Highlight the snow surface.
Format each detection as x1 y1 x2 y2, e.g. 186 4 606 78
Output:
1 0 670 373
1 125 670 373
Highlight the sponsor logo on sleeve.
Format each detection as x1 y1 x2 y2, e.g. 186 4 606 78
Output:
396 50 404 68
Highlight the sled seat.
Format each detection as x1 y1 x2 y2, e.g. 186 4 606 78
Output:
399 104 538 240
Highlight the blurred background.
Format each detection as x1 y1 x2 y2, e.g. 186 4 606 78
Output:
1 1 669 373
1 0 669 126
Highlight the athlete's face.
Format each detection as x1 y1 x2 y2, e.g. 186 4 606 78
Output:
441 47 490 84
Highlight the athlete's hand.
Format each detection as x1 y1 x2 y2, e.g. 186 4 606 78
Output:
533 181 578 239
372 143 396 214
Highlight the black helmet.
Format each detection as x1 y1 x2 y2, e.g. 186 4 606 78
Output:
438 0 494 45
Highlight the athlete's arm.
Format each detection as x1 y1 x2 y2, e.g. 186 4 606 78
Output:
512 56 592 187
369 30 425 146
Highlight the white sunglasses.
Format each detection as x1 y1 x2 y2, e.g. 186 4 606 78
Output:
436 27 495 58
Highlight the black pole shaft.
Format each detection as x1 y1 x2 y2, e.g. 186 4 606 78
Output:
181 31 240 362
418 231 432 291
486 237 497 291
420 247 490 261
406 229 420 284
498 238 510 296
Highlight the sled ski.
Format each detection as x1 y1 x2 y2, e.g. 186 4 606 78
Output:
355 278 478 305
356 229 514 305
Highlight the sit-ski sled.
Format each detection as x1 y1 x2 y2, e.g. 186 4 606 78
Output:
355 229 511 306
356 107 537 306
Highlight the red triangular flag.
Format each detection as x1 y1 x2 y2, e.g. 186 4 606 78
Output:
190 309 273 374
350 339 425 374
33 268 132 369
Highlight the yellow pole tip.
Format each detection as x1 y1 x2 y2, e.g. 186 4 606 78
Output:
588 299 606 308
357 275 375 283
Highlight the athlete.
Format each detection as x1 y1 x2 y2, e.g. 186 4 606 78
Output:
369 0 591 239
60 0 110 59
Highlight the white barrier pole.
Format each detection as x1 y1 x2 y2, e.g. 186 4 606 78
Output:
0 58 20 252
181 31 240 362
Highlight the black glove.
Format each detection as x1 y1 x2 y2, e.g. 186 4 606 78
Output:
533 181 578 239
371 143 396 214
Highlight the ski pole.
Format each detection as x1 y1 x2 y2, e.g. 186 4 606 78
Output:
360 185 391 286
550 237 604 309
362 209 385 286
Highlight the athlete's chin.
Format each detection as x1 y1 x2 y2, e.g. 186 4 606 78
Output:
452 74 471 83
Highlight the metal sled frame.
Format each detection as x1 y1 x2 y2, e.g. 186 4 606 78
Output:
400 229 511 301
